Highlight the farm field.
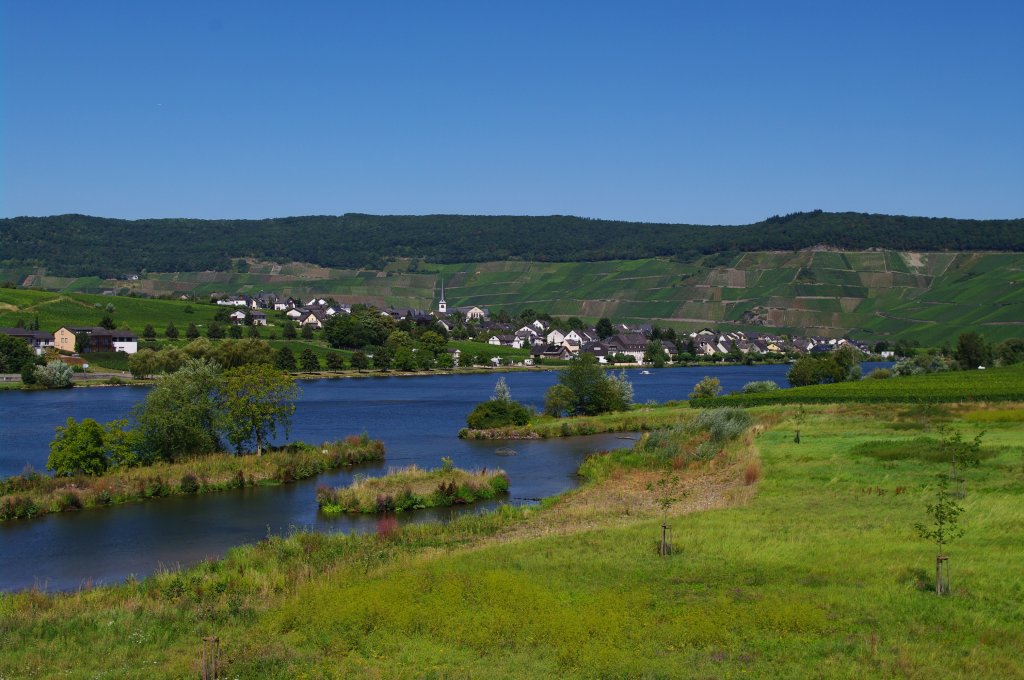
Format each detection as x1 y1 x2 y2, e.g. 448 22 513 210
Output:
2 398 1022 677
692 364 1024 407
4 249 1022 344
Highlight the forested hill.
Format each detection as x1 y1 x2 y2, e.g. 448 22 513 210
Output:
2 210 1021 277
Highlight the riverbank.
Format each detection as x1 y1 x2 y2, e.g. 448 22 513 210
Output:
3 403 1021 677
316 463 509 514
0 435 384 522
460 403 696 439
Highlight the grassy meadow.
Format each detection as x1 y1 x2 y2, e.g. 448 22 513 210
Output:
2 399 1022 677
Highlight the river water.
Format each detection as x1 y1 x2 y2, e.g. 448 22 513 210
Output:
0 364 888 591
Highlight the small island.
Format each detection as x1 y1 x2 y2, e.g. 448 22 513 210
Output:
316 459 509 514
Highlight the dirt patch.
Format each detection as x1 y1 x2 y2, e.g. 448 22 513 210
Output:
499 457 756 543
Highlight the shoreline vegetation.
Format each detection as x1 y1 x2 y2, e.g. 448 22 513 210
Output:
316 461 509 515
1 400 1022 676
0 435 384 522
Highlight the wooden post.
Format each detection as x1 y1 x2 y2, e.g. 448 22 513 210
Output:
660 524 672 557
936 555 950 596
794 430 800 444
201 636 219 680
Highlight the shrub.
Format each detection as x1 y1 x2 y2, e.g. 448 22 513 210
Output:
693 407 753 443
55 490 83 511
466 399 532 429
0 496 40 521
867 368 893 379
744 459 762 485
179 472 200 493
742 380 779 393
376 515 399 539
689 376 722 400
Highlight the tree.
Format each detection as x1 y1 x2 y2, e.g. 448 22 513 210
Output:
35 360 74 388
350 350 369 371
544 384 575 417
186 322 200 340
275 347 297 371
165 322 179 339
954 332 990 369
551 353 632 416
418 330 447 357
142 324 156 341
282 323 297 340
0 333 35 372
75 332 91 354
207 321 225 339
915 472 964 596
47 418 108 476
393 346 418 371
787 357 825 387
301 324 314 340
20 361 38 385
228 324 243 339
247 325 260 338
492 377 512 402
98 313 117 330
689 376 721 400
994 338 1024 366
643 341 667 367
220 364 299 455
128 348 161 378
325 352 346 371
133 358 224 462
596 317 614 339
300 348 321 372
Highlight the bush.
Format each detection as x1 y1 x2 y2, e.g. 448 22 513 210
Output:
54 490 83 511
34 360 75 388
466 399 533 429
867 368 893 379
689 376 722 400
742 380 779 393
693 407 753 443
179 472 200 493
0 496 40 521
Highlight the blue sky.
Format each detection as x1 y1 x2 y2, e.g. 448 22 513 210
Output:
2 1 1022 224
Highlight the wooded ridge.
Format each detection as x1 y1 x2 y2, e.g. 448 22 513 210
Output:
2 210 1021 277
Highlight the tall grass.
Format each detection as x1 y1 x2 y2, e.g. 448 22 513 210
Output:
317 464 508 514
0 434 384 522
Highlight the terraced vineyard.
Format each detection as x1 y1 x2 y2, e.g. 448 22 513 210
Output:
3 249 1022 344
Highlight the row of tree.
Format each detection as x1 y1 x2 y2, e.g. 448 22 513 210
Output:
47 360 298 476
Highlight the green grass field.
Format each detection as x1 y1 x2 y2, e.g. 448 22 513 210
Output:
2 397 1022 677
692 364 1024 407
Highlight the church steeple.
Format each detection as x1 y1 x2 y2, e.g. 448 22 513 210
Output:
438 278 447 313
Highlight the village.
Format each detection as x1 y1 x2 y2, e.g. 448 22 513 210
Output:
1 284 880 373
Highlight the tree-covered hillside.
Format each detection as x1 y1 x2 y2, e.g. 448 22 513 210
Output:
2 211 1021 277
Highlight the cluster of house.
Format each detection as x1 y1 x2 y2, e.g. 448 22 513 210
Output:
213 291 489 331
0 327 139 356
484 323 873 364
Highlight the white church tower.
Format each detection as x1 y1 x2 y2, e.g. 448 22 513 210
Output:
438 279 447 314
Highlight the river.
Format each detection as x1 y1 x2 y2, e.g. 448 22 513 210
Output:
0 363 889 591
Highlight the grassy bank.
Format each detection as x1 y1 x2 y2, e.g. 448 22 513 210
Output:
317 463 509 514
460 403 696 439
0 435 384 522
2 403 1022 678
691 363 1024 407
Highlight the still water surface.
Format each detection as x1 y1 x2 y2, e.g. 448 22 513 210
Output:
0 364 888 591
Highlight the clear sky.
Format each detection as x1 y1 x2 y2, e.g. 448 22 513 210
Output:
2 1 1022 224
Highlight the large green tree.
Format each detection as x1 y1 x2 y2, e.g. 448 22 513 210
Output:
550 353 632 416
133 358 224 462
220 364 299 455
47 418 109 476
0 333 34 373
